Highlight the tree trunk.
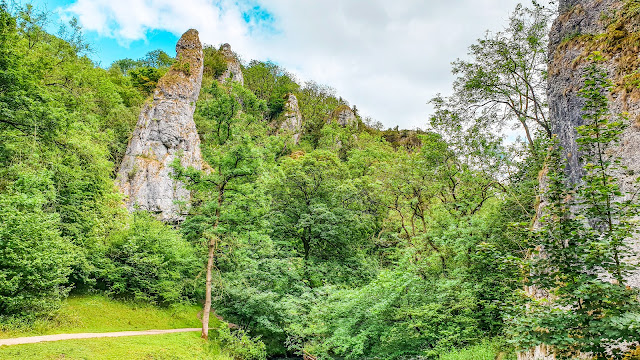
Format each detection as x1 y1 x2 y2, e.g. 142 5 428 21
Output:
201 186 224 339
201 235 216 339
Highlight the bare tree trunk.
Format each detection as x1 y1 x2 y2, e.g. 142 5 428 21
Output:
201 186 224 339
201 236 216 339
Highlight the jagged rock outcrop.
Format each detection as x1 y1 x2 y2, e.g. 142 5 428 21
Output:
328 105 357 127
382 129 424 151
217 43 244 85
278 93 303 143
117 29 205 223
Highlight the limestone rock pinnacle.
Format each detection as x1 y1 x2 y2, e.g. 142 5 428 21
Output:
278 93 303 144
217 43 244 85
116 29 205 223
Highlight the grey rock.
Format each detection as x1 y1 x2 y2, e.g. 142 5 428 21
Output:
117 29 205 223
329 105 357 127
521 2 640 358
548 0 640 290
217 43 244 85
278 93 303 143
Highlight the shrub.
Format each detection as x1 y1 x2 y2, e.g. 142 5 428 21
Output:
129 67 165 94
0 170 75 318
203 45 227 78
211 326 267 360
95 212 201 305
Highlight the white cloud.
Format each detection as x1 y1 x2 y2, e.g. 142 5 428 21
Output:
65 0 553 129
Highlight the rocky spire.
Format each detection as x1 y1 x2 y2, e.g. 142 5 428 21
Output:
116 29 205 223
217 43 244 85
278 93 303 144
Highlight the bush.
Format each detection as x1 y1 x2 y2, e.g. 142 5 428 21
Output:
95 212 201 305
203 45 228 78
0 170 75 318
129 67 165 94
310 270 481 360
211 326 267 360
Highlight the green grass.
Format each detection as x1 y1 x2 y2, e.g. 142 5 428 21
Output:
0 295 233 360
0 332 233 360
438 339 516 360
0 295 208 338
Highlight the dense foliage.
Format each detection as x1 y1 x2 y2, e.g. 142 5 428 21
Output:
1 2 639 359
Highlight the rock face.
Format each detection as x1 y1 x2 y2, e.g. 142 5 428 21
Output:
548 0 640 289
117 29 205 223
278 93 303 143
217 43 244 85
548 0 621 184
520 2 640 358
329 105 357 127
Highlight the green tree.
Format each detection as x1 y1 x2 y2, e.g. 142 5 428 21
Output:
0 166 75 317
243 60 299 118
432 3 551 150
1 2 148 299
269 150 381 270
129 66 165 94
95 212 200 305
141 49 173 68
175 81 267 339
202 44 227 78
297 81 346 148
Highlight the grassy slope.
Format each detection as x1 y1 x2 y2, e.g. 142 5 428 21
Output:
0 295 231 360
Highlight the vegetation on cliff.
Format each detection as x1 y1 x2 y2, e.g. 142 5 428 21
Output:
1 1 639 359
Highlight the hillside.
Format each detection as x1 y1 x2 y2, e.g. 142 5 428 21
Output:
1 2 640 360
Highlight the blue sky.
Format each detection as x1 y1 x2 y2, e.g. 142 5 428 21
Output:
21 0 552 129
22 0 274 67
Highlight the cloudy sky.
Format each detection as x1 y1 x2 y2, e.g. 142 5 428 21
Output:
29 0 553 129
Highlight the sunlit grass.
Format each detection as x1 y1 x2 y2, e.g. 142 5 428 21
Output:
0 294 208 338
438 339 515 360
0 295 232 360
0 331 235 360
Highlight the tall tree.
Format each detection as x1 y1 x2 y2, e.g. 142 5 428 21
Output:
432 3 552 150
175 81 267 339
243 60 299 118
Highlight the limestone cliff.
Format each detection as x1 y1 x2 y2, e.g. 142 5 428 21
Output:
328 105 357 127
217 43 244 85
117 29 205 223
278 93 303 143
548 0 640 289
519 2 640 358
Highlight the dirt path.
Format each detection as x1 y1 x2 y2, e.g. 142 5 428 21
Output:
0 328 202 346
